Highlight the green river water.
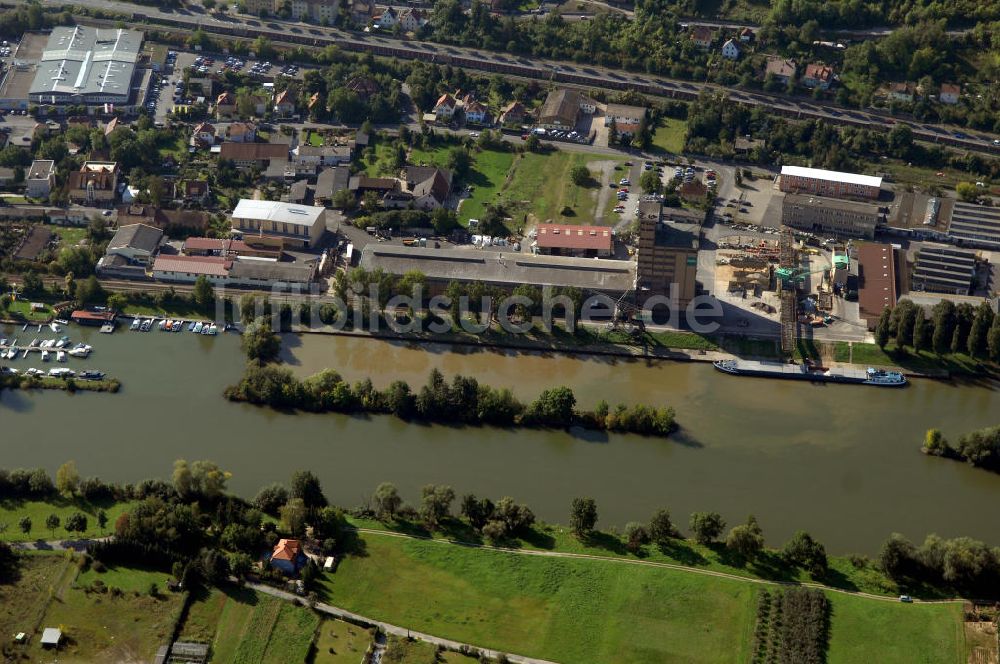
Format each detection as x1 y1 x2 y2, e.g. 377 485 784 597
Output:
2 322 999 553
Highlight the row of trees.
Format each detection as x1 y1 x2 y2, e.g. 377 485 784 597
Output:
225 365 677 437
879 531 1000 594
752 587 830 664
875 300 1000 360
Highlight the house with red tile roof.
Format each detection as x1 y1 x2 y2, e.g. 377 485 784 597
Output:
270 538 307 575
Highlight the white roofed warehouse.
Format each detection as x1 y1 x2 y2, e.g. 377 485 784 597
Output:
231 199 327 249
29 27 143 107
779 166 882 200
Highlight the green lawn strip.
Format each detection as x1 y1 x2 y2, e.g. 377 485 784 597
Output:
826 593 965 664
320 533 759 664
455 149 516 224
346 516 915 598
260 601 320 663
3 300 54 322
31 563 183 662
312 619 374 663
76 564 172 594
833 342 982 375
363 142 400 177
651 117 688 154
0 498 134 542
177 587 229 643
230 593 283 664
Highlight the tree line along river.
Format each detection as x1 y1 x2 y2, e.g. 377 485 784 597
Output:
3 322 1000 554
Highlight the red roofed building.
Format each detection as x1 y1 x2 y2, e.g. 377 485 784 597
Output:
803 63 834 90
274 90 296 117
270 538 307 575
433 93 457 120
689 25 713 48
534 223 613 258
70 310 117 326
215 91 237 119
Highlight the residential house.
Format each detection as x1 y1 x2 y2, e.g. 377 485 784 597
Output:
105 223 164 265
403 166 452 210
67 161 119 206
151 255 231 286
605 103 646 137
292 144 352 169
738 27 754 42
349 175 400 203
397 7 427 31
764 56 796 85
219 142 288 170
689 25 713 48
248 93 270 117
288 179 310 204
464 100 488 124
889 82 915 103
538 89 595 129
174 180 211 205
190 121 216 148
499 101 528 126
115 204 211 233
25 160 56 199
939 83 960 105
289 0 339 23
433 93 457 120
215 91 237 119
802 63 834 90
721 39 740 60
231 199 327 248
274 89 296 117
374 6 397 27
225 121 257 143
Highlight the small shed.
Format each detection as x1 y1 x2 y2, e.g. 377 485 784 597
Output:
40 628 62 648
323 556 335 571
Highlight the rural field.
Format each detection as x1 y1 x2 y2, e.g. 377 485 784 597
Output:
318 533 758 664
312 619 374 663
0 497 134 542
179 586 319 663
0 553 183 663
319 531 968 664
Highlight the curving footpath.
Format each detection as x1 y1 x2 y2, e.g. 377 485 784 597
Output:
351 527 965 605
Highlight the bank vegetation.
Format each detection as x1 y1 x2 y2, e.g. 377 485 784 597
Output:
922 426 1000 473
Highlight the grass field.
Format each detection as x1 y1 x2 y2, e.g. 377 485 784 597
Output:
312 619 373 663
51 226 89 247
0 497 134 542
0 554 183 663
183 586 318 664
384 634 439 663
0 553 74 648
3 299 53 322
318 534 759 664
502 151 615 228
76 563 171 593
826 593 965 664
446 149 516 224
833 341 981 375
651 117 688 154
322 529 966 664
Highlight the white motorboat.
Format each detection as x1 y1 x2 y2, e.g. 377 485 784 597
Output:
56 351 67 362
55 336 70 348
158 319 167 331
48 367 74 378
208 324 218 336
193 321 204 333
49 322 60 333
131 318 141 331
40 350 50 362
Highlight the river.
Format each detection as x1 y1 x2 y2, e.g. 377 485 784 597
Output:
3 322 1000 554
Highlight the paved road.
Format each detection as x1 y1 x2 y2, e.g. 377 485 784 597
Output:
247 581 561 664
33 0 1000 156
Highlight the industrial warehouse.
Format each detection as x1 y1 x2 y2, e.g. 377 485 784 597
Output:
29 27 143 107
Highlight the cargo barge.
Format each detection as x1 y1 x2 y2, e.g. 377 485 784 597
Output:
713 359 907 387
